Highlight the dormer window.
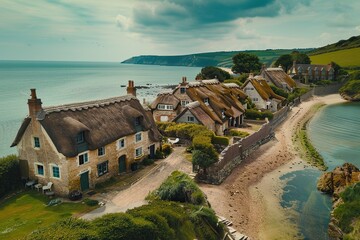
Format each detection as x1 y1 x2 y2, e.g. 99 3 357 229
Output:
180 87 186 94
221 110 226 119
181 100 189 106
158 104 173 110
204 98 209 105
76 132 85 144
135 116 141 126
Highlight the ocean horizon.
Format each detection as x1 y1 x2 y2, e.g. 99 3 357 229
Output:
0 60 201 156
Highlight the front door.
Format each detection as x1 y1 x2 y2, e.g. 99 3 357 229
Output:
149 144 155 159
80 171 89 191
118 155 126 173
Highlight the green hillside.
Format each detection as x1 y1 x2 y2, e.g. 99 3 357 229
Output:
122 49 311 68
310 47 360 68
309 35 360 56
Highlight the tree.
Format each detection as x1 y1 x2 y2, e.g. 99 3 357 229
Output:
274 54 293 72
231 53 261 74
197 66 231 82
192 144 218 174
291 51 311 64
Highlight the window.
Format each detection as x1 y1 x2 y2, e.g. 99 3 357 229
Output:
157 104 173 110
187 116 195 122
78 152 89 165
98 147 105 156
97 161 108 176
160 116 169 122
34 137 40 148
35 163 44 176
135 132 142 142
135 147 143 158
76 132 84 144
204 98 209 105
135 117 141 126
180 87 186 94
118 138 125 149
181 100 189 106
252 98 258 102
51 165 60 178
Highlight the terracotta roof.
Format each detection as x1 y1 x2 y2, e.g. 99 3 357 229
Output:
12 95 160 157
150 93 180 110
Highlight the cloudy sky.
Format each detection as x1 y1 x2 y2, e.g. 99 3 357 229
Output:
1 0 359 62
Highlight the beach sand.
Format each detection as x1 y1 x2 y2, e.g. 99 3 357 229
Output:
199 94 346 239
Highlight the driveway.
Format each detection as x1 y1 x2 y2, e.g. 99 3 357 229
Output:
81 147 192 220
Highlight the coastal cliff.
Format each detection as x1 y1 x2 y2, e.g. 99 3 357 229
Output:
339 79 360 101
317 163 360 239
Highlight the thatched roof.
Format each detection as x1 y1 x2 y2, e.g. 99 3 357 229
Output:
242 78 285 102
150 93 180 110
12 95 160 157
173 101 215 127
262 67 296 90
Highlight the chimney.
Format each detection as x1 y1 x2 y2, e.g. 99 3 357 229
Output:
249 73 254 78
28 89 42 118
126 80 136 97
182 76 187 84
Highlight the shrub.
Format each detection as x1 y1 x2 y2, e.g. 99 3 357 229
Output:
162 143 172 156
84 198 99 206
211 136 229 145
228 129 249 138
155 149 165 159
142 157 154 166
0 154 21 197
245 109 274 120
270 85 289 98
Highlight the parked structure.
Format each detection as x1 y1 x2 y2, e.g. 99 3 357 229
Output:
11 81 161 196
288 61 335 83
260 65 296 92
242 75 285 112
151 77 248 135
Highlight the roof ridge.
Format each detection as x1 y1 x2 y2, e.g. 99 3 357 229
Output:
43 95 136 114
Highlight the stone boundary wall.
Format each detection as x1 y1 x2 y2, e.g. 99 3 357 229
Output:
197 83 344 184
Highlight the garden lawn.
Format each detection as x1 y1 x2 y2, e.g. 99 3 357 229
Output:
0 191 96 239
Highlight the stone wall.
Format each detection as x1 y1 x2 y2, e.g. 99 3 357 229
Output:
313 82 344 96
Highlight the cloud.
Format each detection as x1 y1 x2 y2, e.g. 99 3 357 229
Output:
116 14 131 30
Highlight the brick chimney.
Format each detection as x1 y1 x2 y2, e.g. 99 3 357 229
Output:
28 89 42 118
126 80 136 97
181 76 187 84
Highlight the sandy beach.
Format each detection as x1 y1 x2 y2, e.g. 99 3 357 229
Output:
200 94 346 239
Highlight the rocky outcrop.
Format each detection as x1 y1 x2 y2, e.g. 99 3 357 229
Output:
317 163 360 239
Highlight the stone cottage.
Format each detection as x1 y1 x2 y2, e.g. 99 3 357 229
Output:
151 77 248 135
11 82 161 196
242 75 285 112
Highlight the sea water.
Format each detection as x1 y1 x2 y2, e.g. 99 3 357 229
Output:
280 102 360 239
0 60 201 156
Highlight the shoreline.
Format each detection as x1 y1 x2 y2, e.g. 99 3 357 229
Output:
200 94 346 239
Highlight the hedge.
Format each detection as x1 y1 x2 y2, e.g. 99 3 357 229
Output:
212 136 229 145
0 154 21 198
228 129 249 138
245 109 274 120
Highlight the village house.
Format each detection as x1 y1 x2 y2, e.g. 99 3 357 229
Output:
242 74 285 112
288 61 335 83
11 81 161 196
260 65 297 92
151 77 248 135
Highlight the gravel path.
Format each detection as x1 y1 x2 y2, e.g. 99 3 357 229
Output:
81 147 192 220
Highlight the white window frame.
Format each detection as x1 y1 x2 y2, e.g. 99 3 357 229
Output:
204 98 209 105
135 132 142 143
33 136 40 149
135 147 143 158
158 104 173 110
252 98 258 102
98 146 106 156
180 87 186 94
181 100 189 106
118 138 125 150
78 151 89 166
34 162 45 177
97 161 109 177
49 164 61 179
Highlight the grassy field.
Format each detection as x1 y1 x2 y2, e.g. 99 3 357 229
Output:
0 191 96 239
310 47 360 68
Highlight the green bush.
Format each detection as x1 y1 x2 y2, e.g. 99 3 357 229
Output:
245 109 274 120
189 206 224 240
287 87 310 102
270 85 289 98
163 123 213 140
0 154 21 198
83 198 99 206
162 143 172 156
92 213 157 240
228 129 249 138
211 136 229 145
142 157 154 166
155 149 165 159
340 79 360 96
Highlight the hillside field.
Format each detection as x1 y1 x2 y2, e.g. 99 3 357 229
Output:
310 47 360 68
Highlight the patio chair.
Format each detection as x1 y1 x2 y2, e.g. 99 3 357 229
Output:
42 182 53 193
